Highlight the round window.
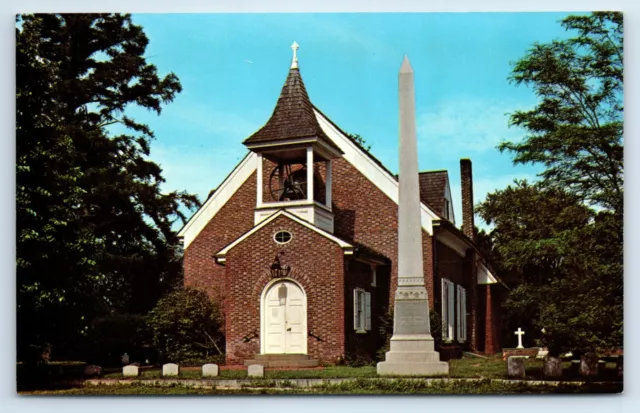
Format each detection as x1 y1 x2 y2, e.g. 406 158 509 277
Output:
274 230 292 244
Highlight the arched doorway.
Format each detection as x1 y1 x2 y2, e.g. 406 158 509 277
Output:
260 279 307 354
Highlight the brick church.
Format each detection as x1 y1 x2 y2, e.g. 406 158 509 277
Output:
178 46 506 366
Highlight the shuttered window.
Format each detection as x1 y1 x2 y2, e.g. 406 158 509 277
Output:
354 288 371 332
456 285 467 342
441 279 455 341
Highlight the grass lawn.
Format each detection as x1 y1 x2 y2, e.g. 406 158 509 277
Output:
21 379 622 395
102 365 379 380
100 355 619 382
19 355 622 395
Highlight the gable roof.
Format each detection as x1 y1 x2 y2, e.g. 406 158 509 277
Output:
312 107 439 233
243 68 340 153
419 171 448 215
178 69 448 248
215 209 354 263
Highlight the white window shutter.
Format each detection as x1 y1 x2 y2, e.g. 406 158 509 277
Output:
441 279 447 340
456 286 461 341
461 287 467 341
353 289 359 330
365 292 371 331
448 282 455 341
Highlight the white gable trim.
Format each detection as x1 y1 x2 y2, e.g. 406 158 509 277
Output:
179 109 442 248
443 175 455 225
178 152 257 249
436 230 468 258
215 209 354 262
314 109 436 235
477 261 498 285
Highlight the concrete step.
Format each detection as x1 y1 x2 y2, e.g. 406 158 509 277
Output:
244 359 320 368
253 354 311 361
244 355 319 368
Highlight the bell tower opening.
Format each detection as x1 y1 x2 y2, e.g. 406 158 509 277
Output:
242 42 341 233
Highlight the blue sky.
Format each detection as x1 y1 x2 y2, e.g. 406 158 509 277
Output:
122 12 579 228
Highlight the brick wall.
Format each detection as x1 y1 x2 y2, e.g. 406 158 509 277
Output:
331 158 435 309
184 155 446 362
183 172 257 316
481 284 502 355
460 159 474 241
465 249 479 352
224 214 345 365
485 284 502 354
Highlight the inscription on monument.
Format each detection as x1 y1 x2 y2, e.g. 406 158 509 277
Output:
394 300 429 335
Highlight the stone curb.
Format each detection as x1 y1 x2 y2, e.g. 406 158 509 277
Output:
85 377 619 390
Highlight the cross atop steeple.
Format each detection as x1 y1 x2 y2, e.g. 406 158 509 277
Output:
291 41 299 69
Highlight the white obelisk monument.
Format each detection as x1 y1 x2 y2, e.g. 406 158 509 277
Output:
377 56 449 376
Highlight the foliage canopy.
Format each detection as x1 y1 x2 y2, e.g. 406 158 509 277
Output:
16 13 199 361
480 12 623 356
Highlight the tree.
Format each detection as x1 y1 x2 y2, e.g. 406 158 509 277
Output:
146 288 224 363
478 181 622 355
478 12 624 356
346 132 371 152
16 14 199 361
501 12 623 217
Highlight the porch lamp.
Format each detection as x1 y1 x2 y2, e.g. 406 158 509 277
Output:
270 254 291 279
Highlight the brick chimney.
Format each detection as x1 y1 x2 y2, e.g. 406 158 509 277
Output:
460 158 475 241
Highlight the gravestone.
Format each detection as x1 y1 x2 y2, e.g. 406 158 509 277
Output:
121 353 130 366
84 365 103 378
123 365 139 377
202 363 219 377
162 363 180 377
580 355 599 377
543 356 562 378
507 356 526 379
248 364 264 378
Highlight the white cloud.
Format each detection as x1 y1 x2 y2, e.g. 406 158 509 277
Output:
417 95 528 156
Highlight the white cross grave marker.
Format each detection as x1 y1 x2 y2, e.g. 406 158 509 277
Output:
515 328 525 349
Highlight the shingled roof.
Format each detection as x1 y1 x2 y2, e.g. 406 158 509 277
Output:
243 68 340 152
418 171 448 215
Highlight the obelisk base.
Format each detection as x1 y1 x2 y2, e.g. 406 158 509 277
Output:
377 335 449 376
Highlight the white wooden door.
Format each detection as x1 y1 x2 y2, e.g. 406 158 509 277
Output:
263 280 307 354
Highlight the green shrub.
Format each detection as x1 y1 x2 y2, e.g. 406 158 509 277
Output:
146 287 224 363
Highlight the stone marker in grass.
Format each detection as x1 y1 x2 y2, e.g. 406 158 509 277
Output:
543 356 562 378
507 357 525 379
162 363 180 377
580 355 598 378
202 363 219 377
248 364 264 378
123 365 139 377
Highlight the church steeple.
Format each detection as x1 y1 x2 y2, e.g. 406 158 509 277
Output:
244 42 340 234
243 42 340 154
